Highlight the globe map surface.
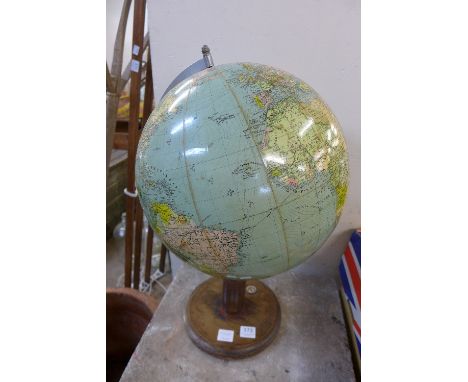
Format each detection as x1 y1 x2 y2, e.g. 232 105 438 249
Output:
136 63 349 279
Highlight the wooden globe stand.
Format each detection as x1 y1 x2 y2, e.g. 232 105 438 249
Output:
184 278 281 359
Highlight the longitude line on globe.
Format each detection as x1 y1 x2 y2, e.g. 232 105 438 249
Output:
218 69 291 269
180 75 224 262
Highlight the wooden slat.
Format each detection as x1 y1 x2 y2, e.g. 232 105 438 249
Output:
124 0 146 288
133 202 144 289
141 45 156 284
144 227 154 283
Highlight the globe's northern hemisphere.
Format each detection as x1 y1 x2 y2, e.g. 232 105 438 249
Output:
136 63 349 279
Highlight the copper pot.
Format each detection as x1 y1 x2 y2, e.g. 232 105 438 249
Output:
106 288 157 381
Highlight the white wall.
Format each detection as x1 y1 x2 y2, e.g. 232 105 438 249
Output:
146 0 360 278
106 0 148 70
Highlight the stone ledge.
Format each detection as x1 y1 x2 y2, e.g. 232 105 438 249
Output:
120 261 355 382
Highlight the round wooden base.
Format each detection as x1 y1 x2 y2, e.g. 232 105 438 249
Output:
184 277 281 359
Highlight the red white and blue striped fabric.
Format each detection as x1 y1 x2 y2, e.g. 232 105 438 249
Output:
339 229 361 355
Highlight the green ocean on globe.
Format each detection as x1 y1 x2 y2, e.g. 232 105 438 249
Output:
136 62 349 279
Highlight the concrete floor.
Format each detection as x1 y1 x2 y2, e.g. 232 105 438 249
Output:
106 236 173 303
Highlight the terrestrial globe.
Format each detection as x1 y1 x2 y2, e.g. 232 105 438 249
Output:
136 62 348 280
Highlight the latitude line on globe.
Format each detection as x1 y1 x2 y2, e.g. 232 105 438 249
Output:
192 185 322 228
218 69 291 269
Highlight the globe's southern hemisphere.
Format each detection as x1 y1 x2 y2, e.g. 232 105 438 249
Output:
136 63 349 279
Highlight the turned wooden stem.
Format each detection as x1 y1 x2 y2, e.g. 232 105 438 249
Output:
222 279 246 314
